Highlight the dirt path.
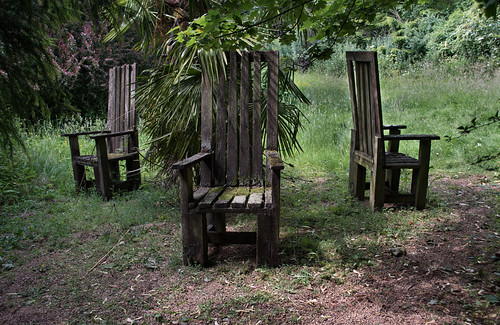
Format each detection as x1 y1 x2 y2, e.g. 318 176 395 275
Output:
0 175 498 324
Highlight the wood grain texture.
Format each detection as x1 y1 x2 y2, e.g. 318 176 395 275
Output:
346 51 439 211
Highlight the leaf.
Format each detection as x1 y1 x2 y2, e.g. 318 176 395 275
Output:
486 295 499 304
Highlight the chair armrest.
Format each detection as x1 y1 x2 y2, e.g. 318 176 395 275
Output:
384 134 440 141
383 125 407 131
89 130 136 139
172 152 213 170
265 150 284 170
62 130 110 137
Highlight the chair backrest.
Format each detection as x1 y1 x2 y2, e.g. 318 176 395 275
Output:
199 51 279 187
346 51 383 160
107 63 137 153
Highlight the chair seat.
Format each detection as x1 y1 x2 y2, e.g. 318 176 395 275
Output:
189 186 269 213
384 152 420 169
74 152 139 167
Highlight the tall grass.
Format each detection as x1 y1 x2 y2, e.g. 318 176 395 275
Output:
290 62 500 177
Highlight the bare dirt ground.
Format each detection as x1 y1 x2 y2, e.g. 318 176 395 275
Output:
0 174 498 324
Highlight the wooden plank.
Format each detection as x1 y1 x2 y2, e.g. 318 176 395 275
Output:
361 62 373 157
188 187 211 209
414 139 432 210
346 57 358 140
384 134 441 141
172 152 212 170
265 51 279 151
94 137 112 200
369 136 385 211
198 187 224 209
200 71 213 186
107 67 116 151
124 64 130 141
215 63 227 186
231 195 248 208
369 51 384 139
117 65 126 151
214 187 236 208
252 52 263 184
239 51 251 184
264 189 272 208
230 187 250 208
207 231 256 245
129 63 136 130
385 127 402 192
226 52 238 186
353 61 364 155
248 192 264 209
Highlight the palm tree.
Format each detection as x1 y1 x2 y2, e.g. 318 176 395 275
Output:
106 0 309 170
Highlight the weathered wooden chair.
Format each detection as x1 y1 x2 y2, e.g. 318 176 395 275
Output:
346 51 439 211
62 64 141 200
172 51 283 267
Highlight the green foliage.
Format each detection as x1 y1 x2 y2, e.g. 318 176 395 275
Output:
427 6 500 64
0 153 37 205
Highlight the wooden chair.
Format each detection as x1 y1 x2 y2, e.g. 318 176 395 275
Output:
346 51 439 211
63 64 141 200
172 51 283 267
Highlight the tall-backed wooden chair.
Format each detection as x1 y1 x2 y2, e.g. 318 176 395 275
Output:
172 51 283 267
63 64 141 200
346 51 439 211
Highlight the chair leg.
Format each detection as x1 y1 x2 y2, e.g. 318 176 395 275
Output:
370 137 385 211
72 163 86 190
182 213 208 266
257 209 279 267
94 138 112 200
178 168 207 265
386 169 401 193
109 161 120 183
349 129 365 199
386 128 401 193
208 213 226 233
351 163 366 200
414 139 432 210
370 169 385 211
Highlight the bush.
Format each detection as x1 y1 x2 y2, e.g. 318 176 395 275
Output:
427 6 500 65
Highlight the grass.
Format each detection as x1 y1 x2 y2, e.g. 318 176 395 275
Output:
0 63 499 324
290 62 500 176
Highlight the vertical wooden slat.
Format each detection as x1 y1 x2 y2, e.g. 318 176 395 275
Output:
370 52 383 139
252 52 263 183
346 58 358 140
119 65 126 150
124 64 130 136
265 51 279 151
414 139 432 210
129 63 137 130
354 62 364 155
227 52 238 186
215 62 227 186
95 137 112 200
356 62 372 157
200 70 213 187
107 67 116 152
239 52 251 184
370 136 385 210
363 62 373 157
